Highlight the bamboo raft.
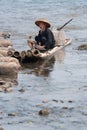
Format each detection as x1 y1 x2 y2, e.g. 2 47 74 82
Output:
9 38 71 63
0 19 72 64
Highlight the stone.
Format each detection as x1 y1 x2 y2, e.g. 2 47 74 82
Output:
4 87 13 93
39 108 49 116
0 112 3 114
18 88 25 93
62 107 68 109
36 104 43 107
78 44 87 50
2 33 11 39
42 100 48 103
8 113 16 116
68 100 74 103
60 100 64 103
0 57 21 75
52 99 58 102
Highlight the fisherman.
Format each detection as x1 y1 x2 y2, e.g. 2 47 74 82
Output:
28 18 55 51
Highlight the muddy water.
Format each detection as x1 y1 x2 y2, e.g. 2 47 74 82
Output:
0 0 87 130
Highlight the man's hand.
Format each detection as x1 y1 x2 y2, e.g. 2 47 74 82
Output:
35 45 46 50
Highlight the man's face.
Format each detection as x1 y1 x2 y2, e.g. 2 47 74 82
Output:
39 22 46 31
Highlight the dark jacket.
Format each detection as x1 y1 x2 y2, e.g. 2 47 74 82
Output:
35 28 55 49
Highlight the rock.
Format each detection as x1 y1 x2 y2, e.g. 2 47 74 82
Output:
60 100 64 103
0 112 3 114
4 87 13 93
68 100 74 103
36 104 43 107
42 100 48 103
39 108 49 116
62 107 68 109
78 44 87 50
79 86 87 90
2 33 11 39
0 39 12 47
0 82 13 92
8 113 16 116
82 113 87 116
18 88 25 93
52 99 58 102
0 57 21 75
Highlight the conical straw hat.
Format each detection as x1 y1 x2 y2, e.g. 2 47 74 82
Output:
35 18 51 28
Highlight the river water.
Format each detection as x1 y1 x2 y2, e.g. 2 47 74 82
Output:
0 0 87 130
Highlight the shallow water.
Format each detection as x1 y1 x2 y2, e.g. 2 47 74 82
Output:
0 0 87 130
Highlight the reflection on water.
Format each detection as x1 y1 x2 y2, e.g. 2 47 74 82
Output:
21 48 66 77
21 57 55 77
55 49 65 63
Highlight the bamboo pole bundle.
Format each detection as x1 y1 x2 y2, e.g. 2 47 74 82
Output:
0 57 21 75
20 50 26 59
0 50 8 56
26 50 33 57
0 39 12 47
7 50 14 57
32 49 40 57
13 51 21 61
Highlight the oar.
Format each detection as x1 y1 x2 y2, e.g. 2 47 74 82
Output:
57 18 73 31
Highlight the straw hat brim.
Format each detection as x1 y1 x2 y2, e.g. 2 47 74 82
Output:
35 19 51 28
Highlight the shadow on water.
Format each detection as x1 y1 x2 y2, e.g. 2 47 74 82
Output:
20 48 66 77
21 57 56 77
55 49 66 63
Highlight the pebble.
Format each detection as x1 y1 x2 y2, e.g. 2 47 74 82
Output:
68 100 74 103
2 33 11 39
78 44 87 50
42 100 48 103
8 113 16 116
18 88 25 93
52 99 58 102
60 100 64 103
39 108 49 116
0 112 3 114
62 107 68 109
82 113 87 116
36 104 43 107
4 87 13 93
79 86 87 90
